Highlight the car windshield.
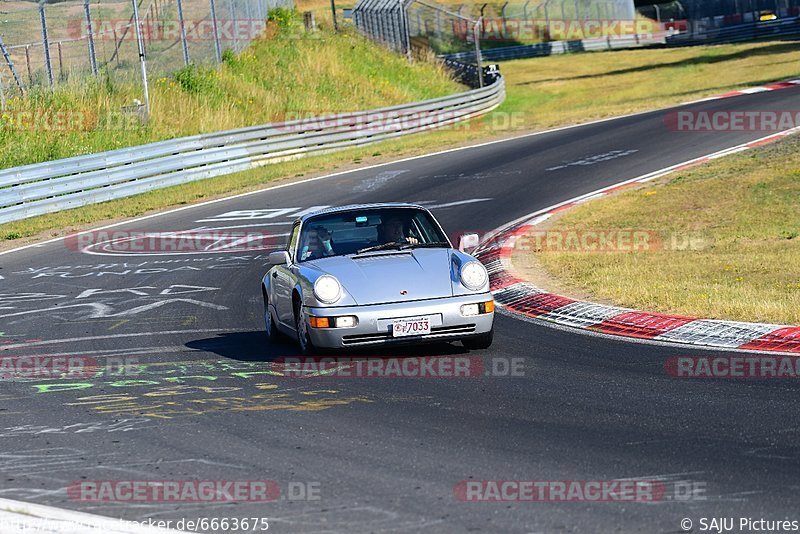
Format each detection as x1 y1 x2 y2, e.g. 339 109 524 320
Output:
296 208 450 262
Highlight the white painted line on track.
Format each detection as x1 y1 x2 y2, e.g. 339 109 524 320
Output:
0 329 231 351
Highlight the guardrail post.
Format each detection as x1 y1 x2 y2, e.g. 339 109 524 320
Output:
176 0 191 65
39 1 54 88
84 0 99 77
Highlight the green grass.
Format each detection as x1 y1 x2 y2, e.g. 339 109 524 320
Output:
2 34 800 250
513 135 800 325
0 9 462 169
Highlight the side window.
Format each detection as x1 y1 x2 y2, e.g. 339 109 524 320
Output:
287 223 301 261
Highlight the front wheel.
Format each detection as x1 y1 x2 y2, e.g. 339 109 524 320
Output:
294 299 317 355
264 292 280 341
463 327 493 350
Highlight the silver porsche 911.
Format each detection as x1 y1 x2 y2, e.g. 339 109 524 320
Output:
261 203 495 354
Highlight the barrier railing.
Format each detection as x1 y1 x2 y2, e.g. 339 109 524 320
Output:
441 31 668 62
0 76 505 224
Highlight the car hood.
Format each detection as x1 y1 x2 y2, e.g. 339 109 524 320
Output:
305 248 454 305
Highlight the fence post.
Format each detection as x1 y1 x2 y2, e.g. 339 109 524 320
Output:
331 0 339 30
39 1 54 87
0 71 5 111
131 0 151 116
573 0 583 38
473 17 483 88
245 0 253 36
501 1 508 39
176 0 191 65
401 1 413 60
57 41 65 82
84 0 99 76
0 35 25 95
228 0 239 53
25 45 33 85
209 0 223 63
111 26 121 67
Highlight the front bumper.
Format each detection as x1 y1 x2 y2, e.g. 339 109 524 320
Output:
306 293 494 349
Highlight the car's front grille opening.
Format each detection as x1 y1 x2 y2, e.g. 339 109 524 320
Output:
341 324 477 345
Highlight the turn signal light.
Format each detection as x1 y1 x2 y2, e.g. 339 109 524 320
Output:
460 301 496 316
309 317 330 328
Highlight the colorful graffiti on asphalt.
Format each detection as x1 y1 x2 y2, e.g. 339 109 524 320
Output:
24 359 372 419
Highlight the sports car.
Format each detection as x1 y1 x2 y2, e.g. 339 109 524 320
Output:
261 203 494 353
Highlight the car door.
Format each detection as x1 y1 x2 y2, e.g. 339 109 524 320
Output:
273 222 300 329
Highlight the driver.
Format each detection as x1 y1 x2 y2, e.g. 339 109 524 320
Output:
299 226 335 260
377 216 419 245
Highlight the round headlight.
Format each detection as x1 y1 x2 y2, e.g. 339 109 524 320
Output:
460 261 488 291
313 275 342 304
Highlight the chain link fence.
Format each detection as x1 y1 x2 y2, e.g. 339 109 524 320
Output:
354 0 641 82
354 0 641 85
355 0 638 55
0 0 292 101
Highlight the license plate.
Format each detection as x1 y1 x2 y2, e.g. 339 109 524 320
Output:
392 316 432 337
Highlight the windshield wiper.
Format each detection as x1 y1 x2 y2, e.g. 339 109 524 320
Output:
400 241 451 249
356 241 405 254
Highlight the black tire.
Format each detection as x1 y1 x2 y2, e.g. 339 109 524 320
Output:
263 290 280 341
294 298 317 355
463 327 494 350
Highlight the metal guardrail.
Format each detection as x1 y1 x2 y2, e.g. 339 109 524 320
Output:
666 16 800 45
441 31 669 62
0 76 505 225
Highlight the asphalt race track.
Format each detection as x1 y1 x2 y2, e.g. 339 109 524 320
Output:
2 88 800 533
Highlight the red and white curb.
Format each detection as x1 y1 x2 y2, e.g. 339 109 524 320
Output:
714 79 800 99
0 497 181 533
475 127 800 354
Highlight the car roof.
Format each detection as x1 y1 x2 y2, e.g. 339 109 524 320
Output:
296 203 429 223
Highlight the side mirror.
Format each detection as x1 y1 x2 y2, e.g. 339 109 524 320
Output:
458 233 480 253
268 251 290 266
